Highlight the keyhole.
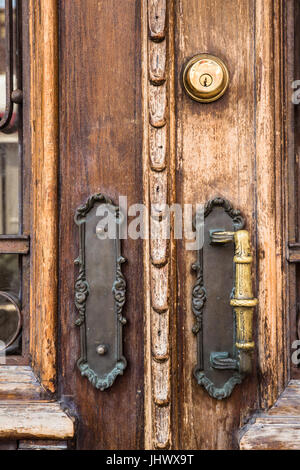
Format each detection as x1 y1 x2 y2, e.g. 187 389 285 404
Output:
199 73 213 88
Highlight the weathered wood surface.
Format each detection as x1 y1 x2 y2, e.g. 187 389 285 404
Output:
29 0 59 394
0 402 74 440
174 0 288 449
240 381 300 450
148 0 166 41
143 0 176 449
288 244 300 263
0 236 29 254
59 0 144 450
0 366 46 401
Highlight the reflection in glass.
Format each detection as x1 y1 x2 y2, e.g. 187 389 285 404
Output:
0 1 22 356
0 292 21 352
0 143 19 234
0 0 20 235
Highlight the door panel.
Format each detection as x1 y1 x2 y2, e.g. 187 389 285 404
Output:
56 0 291 450
175 0 258 449
0 0 296 451
58 0 144 450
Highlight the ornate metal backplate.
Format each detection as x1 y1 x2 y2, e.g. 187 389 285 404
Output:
74 193 127 391
192 197 245 400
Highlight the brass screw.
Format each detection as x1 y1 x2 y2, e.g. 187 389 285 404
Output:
199 73 213 87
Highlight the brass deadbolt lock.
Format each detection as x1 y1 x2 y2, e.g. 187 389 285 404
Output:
183 54 229 103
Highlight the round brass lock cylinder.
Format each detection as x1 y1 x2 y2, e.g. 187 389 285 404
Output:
183 54 229 103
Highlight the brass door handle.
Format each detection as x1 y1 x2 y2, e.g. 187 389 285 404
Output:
210 230 257 375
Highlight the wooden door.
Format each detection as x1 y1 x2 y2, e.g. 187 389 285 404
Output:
0 0 293 451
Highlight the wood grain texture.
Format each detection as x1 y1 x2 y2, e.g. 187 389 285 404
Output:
29 0 59 393
0 236 29 254
148 0 167 42
0 366 47 401
58 0 144 450
240 381 300 449
0 402 74 440
149 83 167 128
149 41 166 85
175 0 288 449
149 127 167 171
151 309 169 361
288 244 300 263
255 0 287 407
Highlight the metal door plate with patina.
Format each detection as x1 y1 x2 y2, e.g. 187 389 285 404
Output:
74 193 127 391
192 197 245 399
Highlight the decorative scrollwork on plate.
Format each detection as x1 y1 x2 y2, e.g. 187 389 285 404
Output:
112 256 127 325
191 261 206 335
194 368 243 400
74 193 127 391
204 197 245 231
74 193 114 225
77 358 127 392
74 260 89 327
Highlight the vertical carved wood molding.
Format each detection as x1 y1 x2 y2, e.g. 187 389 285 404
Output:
143 0 175 449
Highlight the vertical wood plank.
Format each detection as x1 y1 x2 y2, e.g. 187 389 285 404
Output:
58 0 144 450
255 0 287 406
29 0 59 393
174 0 288 449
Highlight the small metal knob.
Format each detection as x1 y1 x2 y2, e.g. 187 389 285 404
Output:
96 344 108 356
11 89 23 104
183 54 229 103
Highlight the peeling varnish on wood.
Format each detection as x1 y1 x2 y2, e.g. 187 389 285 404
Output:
240 381 300 450
0 366 47 401
148 0 167 42
151 309 169 360
150 222 168 266
149 41 167 85
149 83 167 128
152 359 170 405
174 0 288 450
149 127 167 171
151 264 169 313
0 402 74 440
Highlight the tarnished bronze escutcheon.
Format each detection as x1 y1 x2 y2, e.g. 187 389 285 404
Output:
192 198 257 400
74 193 127 391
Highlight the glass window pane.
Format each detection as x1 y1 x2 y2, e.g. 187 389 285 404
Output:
0 1 22 357
0 143 19 234
0 0 20 235
0 253 20 294
0 294 20 351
